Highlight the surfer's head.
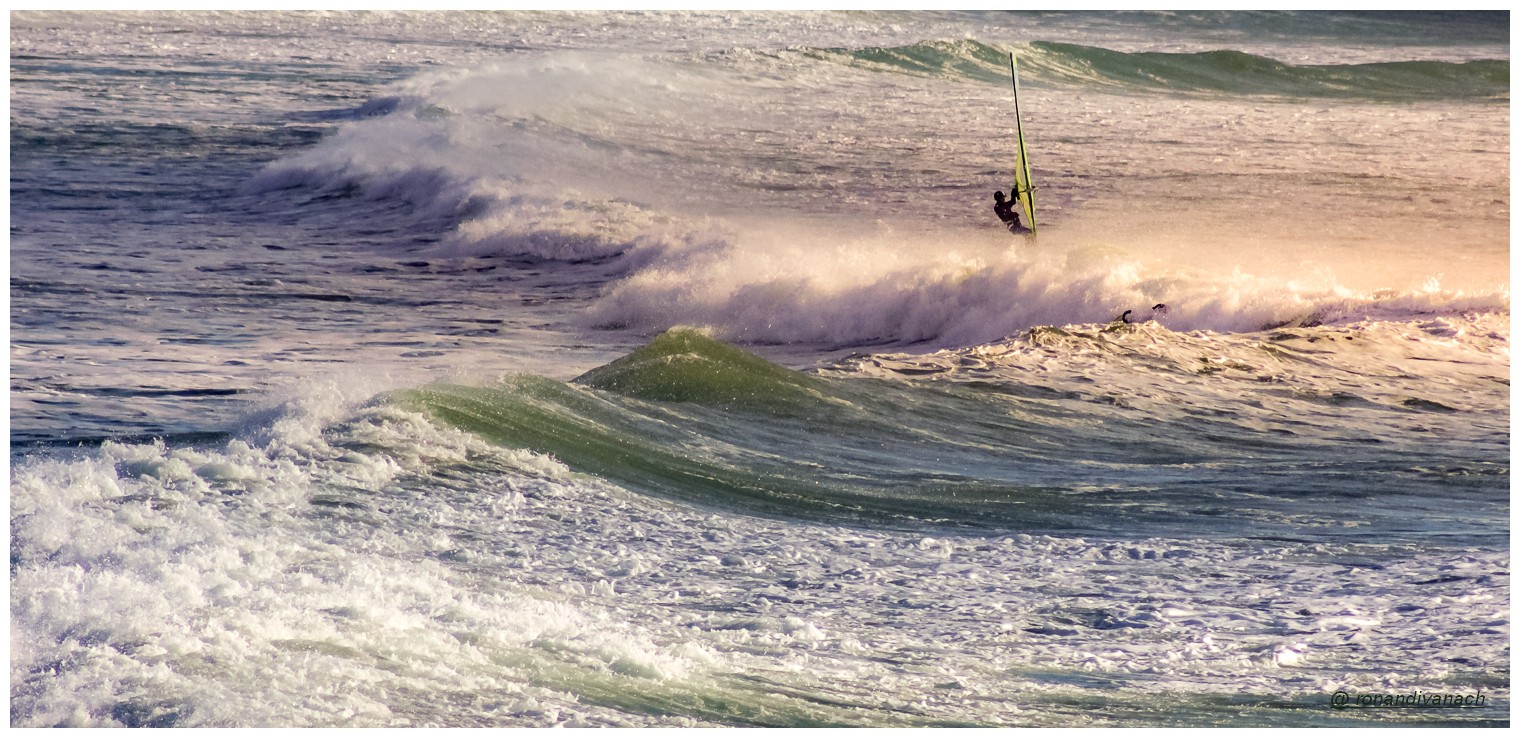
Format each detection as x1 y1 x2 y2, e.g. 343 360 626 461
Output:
994 191 1006 202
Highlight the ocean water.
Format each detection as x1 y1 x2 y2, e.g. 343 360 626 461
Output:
10 10 1510 727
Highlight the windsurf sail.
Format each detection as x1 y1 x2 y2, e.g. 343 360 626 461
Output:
1009 52 1037 235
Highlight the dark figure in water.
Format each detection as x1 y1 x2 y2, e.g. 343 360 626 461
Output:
1120 304 1169 324
992 191 1028 233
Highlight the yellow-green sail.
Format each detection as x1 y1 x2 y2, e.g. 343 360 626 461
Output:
1010 53 1036 235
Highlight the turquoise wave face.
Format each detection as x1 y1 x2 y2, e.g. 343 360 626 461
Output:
573 329 833 411
802 39 1508 101
395 329 1508 541
1029 41 1509 101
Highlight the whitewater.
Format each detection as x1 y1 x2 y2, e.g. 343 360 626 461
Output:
10 11 1510 727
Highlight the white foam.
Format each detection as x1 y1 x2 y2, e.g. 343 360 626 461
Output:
11 398 711 727
590 222 1509 346
21 411 1504 726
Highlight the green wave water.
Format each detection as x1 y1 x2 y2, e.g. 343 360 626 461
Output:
573 329 832 412
805 39 1509 101
393 328 1507 541
395 330 1068 530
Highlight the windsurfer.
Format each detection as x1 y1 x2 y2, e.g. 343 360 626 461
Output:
993 191 1028 233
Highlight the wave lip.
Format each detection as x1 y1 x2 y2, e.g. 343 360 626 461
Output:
574 328 831 412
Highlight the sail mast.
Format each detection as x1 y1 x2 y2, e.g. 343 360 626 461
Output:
1009 52 1036 235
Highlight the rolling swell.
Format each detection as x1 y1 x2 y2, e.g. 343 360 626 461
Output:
804 39 1508 101
1029 41 1509 100
394 331 1023 530
392 328 1504 541
396 329 1123 532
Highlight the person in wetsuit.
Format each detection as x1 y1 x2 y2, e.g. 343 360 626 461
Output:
992 190 1027 233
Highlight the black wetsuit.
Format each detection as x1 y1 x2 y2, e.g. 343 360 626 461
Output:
993 197 1024 232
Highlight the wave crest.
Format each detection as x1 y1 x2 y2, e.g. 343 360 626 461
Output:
802 38 1509 101
587 228 1510 346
